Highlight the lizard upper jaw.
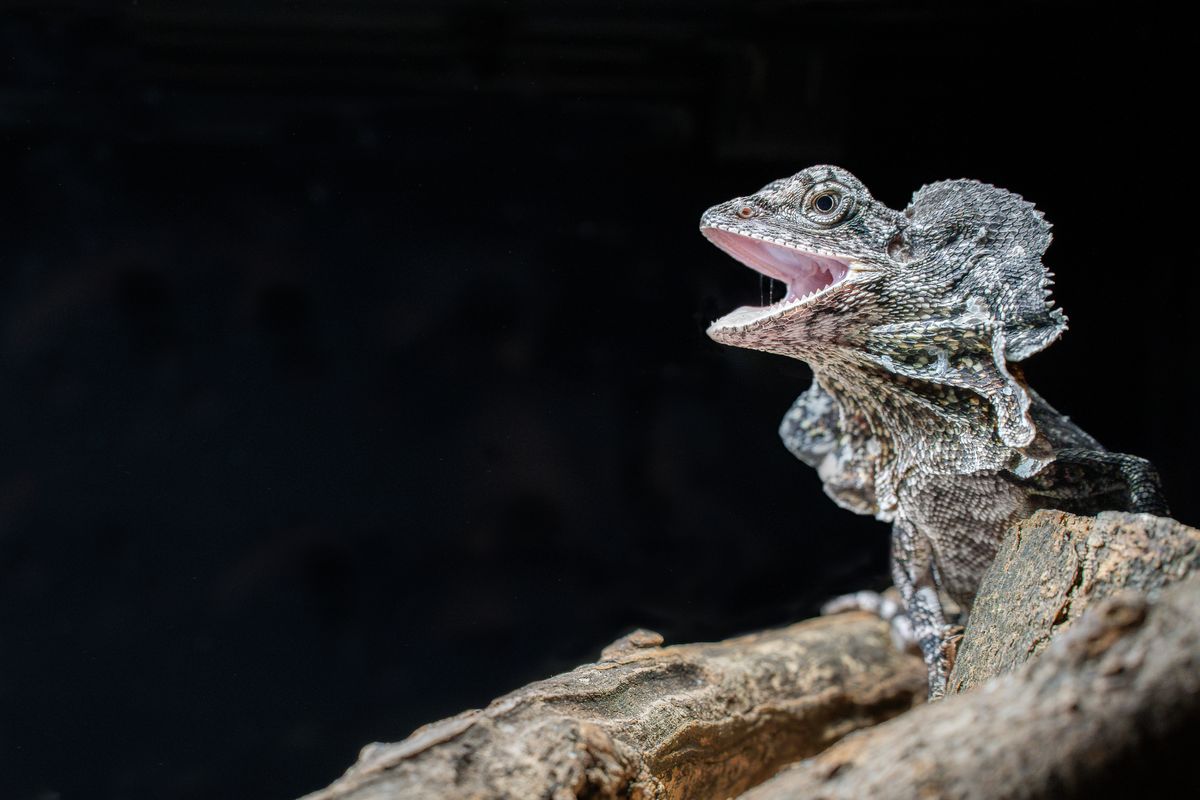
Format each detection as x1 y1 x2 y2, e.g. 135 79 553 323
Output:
702 225 853 330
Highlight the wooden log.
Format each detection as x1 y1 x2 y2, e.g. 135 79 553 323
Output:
301 512 1200 800
949 509 1200 693
300 616 925 800
737 573 1200 800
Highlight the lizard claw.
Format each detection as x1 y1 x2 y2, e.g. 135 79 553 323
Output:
940 624 965 671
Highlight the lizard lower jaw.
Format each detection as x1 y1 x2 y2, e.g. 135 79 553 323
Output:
701 225 853 333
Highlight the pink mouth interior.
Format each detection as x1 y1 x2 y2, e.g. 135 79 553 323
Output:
703 228 850 302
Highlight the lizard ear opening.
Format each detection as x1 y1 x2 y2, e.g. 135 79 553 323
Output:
903 180 1067 361
886 233 912 263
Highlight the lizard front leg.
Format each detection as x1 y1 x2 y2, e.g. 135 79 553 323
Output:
890 518 955 699
822 517 957 698
1049 448 1169 515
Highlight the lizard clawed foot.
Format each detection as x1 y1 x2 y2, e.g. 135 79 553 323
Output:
924 624 965 701
821 588 920 655
940 624 965 672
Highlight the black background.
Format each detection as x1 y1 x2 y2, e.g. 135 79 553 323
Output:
0 2 1193 799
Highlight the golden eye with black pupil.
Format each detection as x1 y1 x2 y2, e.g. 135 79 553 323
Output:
812 192 838 213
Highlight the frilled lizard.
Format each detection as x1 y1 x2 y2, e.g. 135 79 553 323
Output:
700 166 1167 698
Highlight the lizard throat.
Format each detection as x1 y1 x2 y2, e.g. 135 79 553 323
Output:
702 225 852 332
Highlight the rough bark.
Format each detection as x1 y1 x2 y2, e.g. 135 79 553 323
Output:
300 617 925 800
949 509 1200 693
738 573 1200 800
301 511 1200 800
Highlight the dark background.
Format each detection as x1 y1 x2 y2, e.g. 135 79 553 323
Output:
0 2 1192 798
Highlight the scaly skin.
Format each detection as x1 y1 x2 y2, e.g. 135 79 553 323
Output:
700 165 1166 698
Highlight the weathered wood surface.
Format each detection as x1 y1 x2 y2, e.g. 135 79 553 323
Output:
300 617 925 800
738 574 1200 800
949 509 1200 693
301 511 1200 800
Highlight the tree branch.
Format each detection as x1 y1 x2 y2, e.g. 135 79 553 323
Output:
949 510 1200 692
738 574 1200 800
300 617 924 800
300 511 1200 800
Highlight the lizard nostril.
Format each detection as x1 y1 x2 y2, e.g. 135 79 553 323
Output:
737 206 754 219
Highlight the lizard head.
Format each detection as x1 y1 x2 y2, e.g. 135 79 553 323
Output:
700 165 905 353
700 165 1065 364
701 165 1068 461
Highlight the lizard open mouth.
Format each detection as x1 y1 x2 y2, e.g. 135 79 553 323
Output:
702 226 852 329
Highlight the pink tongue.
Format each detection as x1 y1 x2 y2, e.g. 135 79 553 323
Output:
746 241 847 300
702 228 849 303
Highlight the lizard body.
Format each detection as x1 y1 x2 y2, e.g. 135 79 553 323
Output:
700 166 1166 697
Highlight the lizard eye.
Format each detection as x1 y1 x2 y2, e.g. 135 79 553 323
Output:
802 182 854 225
737 206 754 219
813 192 838 213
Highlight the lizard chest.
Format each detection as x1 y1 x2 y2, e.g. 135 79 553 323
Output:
897 470 1038 606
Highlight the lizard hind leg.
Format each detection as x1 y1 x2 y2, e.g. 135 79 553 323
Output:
821 588 920 655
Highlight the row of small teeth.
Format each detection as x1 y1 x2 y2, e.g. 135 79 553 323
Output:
708 277 837 331
791 283 833 303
